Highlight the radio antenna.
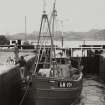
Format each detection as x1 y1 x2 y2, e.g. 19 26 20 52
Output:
25 16 27 41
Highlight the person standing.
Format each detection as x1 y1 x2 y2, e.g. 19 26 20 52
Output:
17 56 27 80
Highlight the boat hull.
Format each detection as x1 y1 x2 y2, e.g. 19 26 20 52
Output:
31 75 83 105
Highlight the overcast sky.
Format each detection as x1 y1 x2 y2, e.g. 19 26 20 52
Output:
0 0 105 34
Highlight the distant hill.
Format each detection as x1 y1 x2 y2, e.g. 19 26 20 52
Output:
5 33 37 40
5 29 105 41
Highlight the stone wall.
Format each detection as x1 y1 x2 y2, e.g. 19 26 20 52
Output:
99 54 105 82
0 55 35 105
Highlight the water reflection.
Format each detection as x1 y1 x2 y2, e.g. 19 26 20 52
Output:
72 76 105 105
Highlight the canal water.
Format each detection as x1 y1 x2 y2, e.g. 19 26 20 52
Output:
72 75 105 105
21 75 105 105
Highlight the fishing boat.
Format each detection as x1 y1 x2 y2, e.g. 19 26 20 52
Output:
23 1 83 105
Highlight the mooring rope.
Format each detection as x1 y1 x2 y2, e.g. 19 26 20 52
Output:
19 76 32 105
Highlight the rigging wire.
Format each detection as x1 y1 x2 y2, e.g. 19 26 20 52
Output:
33 40 45 74
30 14 47 74
33 16 51 74
19 80 31 105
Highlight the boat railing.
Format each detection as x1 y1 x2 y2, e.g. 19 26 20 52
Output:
72 72 83 82
33 71 83 82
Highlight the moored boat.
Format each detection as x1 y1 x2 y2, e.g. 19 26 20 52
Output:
23 1 83 105
31 54 83 105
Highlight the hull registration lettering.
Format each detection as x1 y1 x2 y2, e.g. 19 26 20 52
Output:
59 82 72 88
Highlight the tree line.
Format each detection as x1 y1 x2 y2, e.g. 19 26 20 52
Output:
0 35 10 45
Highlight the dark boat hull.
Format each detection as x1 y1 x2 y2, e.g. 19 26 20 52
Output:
31 74 83 105
34 87 82 105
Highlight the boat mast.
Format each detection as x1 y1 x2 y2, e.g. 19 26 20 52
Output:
34 1 54 74
51 0 57 37
50 0 57 59
61 20 64 48
37 0 49 49
25 16 27 42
